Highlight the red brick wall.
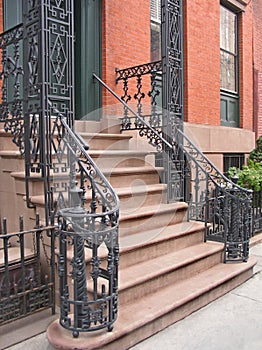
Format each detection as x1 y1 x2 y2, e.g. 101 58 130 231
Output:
184 0 220 125
184 0 253 131
239 2 253 130
253 0 262 137
102 0 151 106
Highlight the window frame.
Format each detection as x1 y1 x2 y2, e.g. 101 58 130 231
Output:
220 3 240 128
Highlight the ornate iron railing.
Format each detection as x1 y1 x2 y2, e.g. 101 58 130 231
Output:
0 24 24 154
253 190 262 234
0 214 55 325
0 0 120 337
94 73 253 263
116 60 162 129
49 106 119 337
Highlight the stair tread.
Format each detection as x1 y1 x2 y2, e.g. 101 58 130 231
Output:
116 183 166 195
120 202 188 220
47 256 256 349
79 132 132 139
102 165 164 174
0 150 21 156
88 149 156 155
117 242 223 290
10 166 164 180
119 256 256 330
28 183 167 206
119 220 204 250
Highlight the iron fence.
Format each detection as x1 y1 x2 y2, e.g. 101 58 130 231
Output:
0 214 56 325
253 189 262 234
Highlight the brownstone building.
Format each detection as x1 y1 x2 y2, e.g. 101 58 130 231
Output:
0 0 258 168
0 1 261 349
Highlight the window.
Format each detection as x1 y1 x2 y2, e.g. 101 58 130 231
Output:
220 5 239 127
150 0 161 61
3 0 22 30
223 153 244 176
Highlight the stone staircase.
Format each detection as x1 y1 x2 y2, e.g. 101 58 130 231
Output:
0 121 256 350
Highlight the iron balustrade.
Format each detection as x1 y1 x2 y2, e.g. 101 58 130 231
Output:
93 73 253 262
253 190 262 234
0 0 120 336
50 110 120 337
0 24 24 154
0 214 55 325
116 60 162 131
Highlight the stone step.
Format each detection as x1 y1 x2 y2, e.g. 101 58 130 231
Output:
88 242 223 306
63 221 205 280
119 202 188 237
47 256 256 350
11 165 164 197
118 221 205 268
79 132 132 150
88 149 156 168
103 165 163 188
0 129 19 151
28 183 167 217
0 150 25 173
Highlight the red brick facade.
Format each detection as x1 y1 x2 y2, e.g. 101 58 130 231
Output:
184 0 253 130
0 0 257 150
102 0 151 106
253 0 262 137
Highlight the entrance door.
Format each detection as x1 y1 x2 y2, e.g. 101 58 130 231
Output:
75 0 102 120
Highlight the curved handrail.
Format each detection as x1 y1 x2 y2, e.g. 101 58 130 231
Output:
48 101 119 335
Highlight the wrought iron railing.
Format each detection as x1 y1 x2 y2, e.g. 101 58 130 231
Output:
253 190 262 234
94 72 253 263
0 23 24 154
0 214 55 325
116 60 162 131
0 0 119 336
48 106 120 337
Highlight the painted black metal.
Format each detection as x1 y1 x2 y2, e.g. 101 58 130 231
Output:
0 24 24 153
0 214 55 325
0 0 119 335
253 190 262 234
54 115 119 336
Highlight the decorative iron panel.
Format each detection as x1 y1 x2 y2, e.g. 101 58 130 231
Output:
0 215 55 325
0 24 24 153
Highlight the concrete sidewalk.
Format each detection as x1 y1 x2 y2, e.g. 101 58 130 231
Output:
4 242 262 350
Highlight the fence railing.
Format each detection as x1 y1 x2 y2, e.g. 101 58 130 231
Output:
0 214 56 325
253 190 262 234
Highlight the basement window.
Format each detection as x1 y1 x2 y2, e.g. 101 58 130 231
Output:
223 153 244 176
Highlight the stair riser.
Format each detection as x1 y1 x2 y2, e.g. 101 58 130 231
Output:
118 251 222 306
82 137 130 150
93 156 148 169
106 171 161 188
101 268 254 350
119 189 166 213
0 134 18 151
120 208 187 237
0 155 25 173
119 228 205 268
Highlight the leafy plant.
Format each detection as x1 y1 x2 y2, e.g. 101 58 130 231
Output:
228 160 262 192
249 135 262 164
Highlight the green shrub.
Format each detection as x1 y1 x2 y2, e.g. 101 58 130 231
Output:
228 160 262 192
249 136 262 164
